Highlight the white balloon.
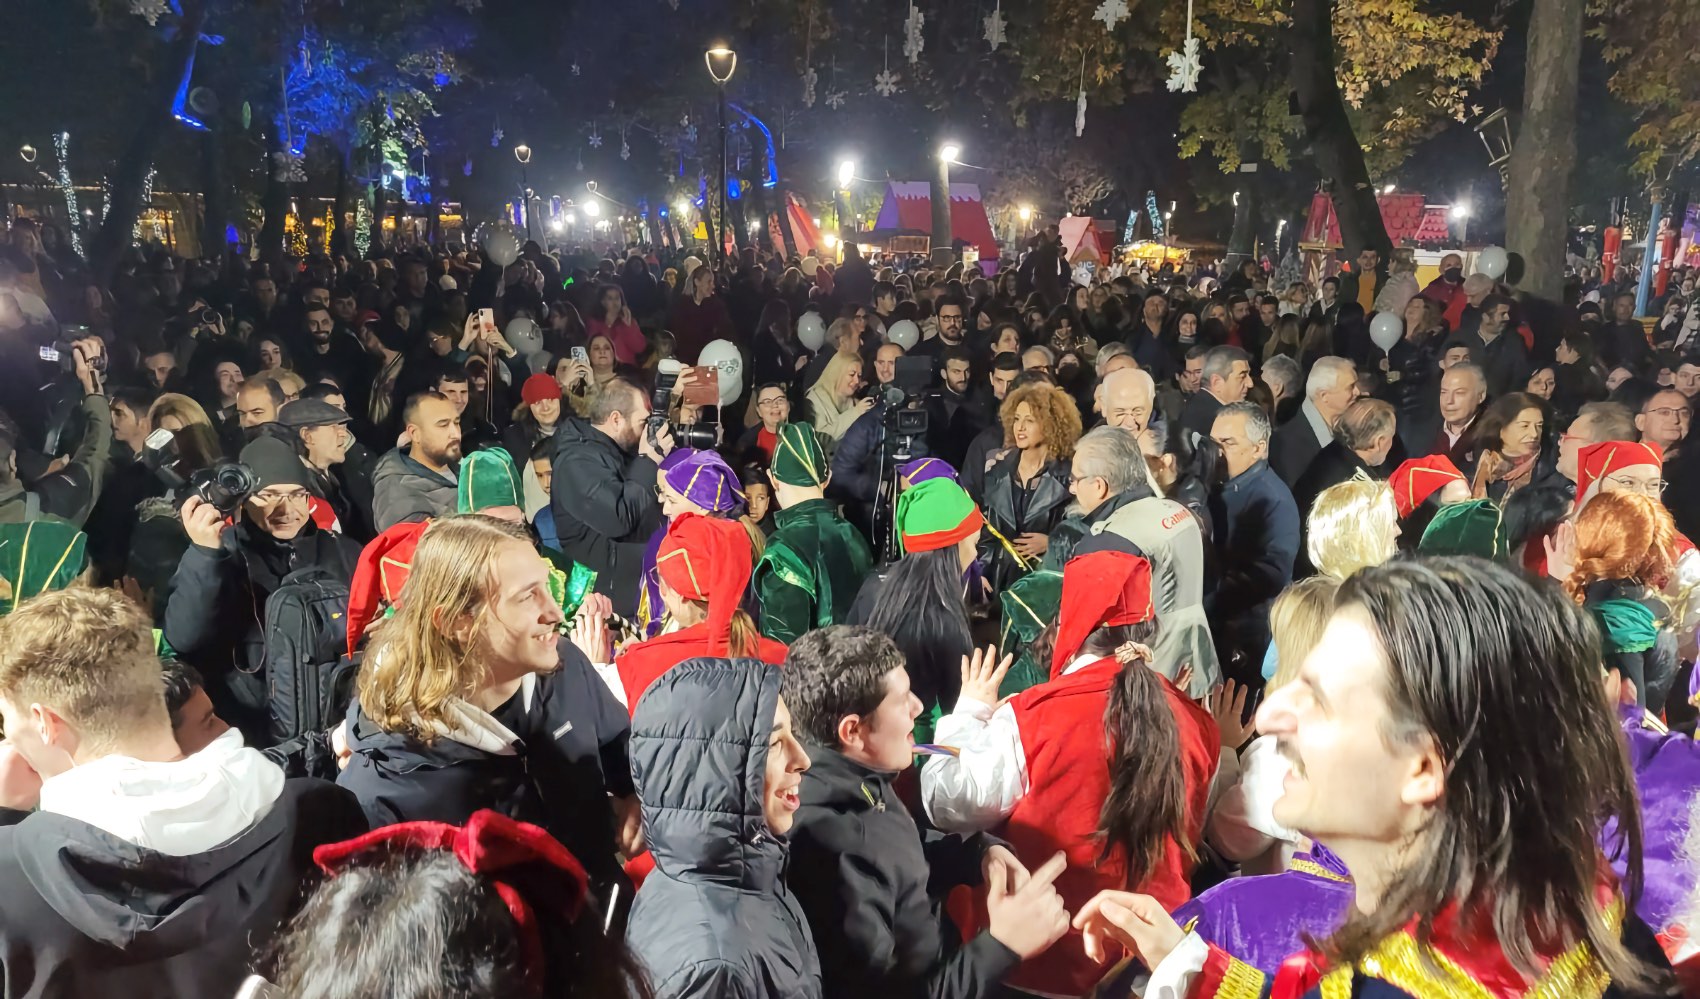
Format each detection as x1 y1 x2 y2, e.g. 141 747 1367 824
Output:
697 339 744 406
797 311 826 350
504 318 544 357
1369 311 1403 353
1477 245 1509 280
801 256 820 277
681 255 703 277
887 320 920 350
477 219 523 268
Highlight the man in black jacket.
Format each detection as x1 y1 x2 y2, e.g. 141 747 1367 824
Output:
781 626 1070 999
550 377 670 616
0 587 365 999
161 436 361 744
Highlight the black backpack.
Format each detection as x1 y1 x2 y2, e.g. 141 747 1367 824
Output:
261 564 356 745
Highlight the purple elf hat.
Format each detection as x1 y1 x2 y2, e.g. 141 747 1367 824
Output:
898 457 959 488
661 448 744 515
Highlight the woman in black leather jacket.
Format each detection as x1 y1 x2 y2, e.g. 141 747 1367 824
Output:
977 382 1082 594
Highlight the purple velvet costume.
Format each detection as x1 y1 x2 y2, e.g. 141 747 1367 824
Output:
636 449 745 638
1604 707 1700 934
1169 845 1356 977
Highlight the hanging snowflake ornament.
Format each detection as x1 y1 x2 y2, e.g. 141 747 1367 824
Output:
983 2 1007 51
129 0 170 26
272 150 307 184
684 122 698 142
1165 36 1201 93
1093 0 1128 30
571 60 581 77
491 126 504 148
801 66 818 108
826 89 847 110
463 157 473 177
902 3 925 65
588 127 603 149
875 69 901 97
1164 0 1202 93
1076 89 1088 137
679 113 691 128
620 127 631 161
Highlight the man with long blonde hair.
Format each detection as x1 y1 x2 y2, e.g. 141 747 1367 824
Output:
337 514 641 899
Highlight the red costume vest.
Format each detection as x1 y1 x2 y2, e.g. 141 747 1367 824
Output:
614 622 787 717
977 657 1219 997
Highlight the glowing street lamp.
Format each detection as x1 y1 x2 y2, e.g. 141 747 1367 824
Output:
706 45 738 264
513 144 532 165
934 142 961 264
513 145 535 240
1018 205 1033 222
837 159 856 188
583 198 601 218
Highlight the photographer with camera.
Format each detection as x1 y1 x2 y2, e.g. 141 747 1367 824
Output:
161 435 360 745
550 376 671 617
0 337 111 527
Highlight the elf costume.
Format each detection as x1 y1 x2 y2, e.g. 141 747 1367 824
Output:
752 423 873 643
920 546 1218 997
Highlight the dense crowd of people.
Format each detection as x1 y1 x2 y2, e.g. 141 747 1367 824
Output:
0 212 1696 998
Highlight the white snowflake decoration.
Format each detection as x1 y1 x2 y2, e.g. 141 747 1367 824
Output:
825 89 847 110
491 126 504 148
571 61 581 77
129 0 170 25
620 137 631 161
903 4 925 64
272 150 306 184
679 113 691 128
983 4 1006 51
801 66 818 108
1075 89 1087 137
588 128 603 149
875 69 901 98
1093 0 1128 30
684 122 698 142
1165 36 1201 93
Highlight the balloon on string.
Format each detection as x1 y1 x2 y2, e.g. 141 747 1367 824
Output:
886 320 920 350
697 339 744 405
504 318 544 358
797 311 826 350
1477 245 1509 281
1369 311 1403 353
681 255 704 277
476 219 523 267
801 256 820 277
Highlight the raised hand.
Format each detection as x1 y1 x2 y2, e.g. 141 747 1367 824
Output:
987 851 1070 960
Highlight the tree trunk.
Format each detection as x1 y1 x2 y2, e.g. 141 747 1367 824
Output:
332 154 355 258
369 183 388 252
932 154 953 267
257 130 289 263
1505 0 1581 302
199 130 229 260
1289 0 1390 261
90 0 207 283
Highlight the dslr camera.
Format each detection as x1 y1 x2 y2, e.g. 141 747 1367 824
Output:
140 429 257 514
649 359 720 452
38 326 108 374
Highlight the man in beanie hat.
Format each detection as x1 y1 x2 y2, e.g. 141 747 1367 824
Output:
612 512 785 714
163 435 361 744
753 423 873 643
921 546 1217 996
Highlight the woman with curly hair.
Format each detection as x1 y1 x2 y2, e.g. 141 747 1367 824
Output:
978 382 1082 593
1565 490 1678 708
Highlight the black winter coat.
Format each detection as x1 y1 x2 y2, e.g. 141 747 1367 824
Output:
337 640 634 891
977 451 1071 594
788 744 1018 999
627 659 823 999
0 780 365 999
161 519 360 743
550 415 663 616
1290 441 1382 577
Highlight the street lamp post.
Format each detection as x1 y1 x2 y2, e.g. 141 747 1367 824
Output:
706 46 737 267
836 158 856 249
513 143 533 241
934 142 960 268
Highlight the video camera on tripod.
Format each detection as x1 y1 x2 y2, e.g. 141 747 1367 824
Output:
870 356 937 562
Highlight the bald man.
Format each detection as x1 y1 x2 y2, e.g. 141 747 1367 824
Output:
1096 367 1156 437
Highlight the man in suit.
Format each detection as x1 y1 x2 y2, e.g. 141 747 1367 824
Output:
1179 346 1252 440
1403 363 1486 467
1268 356 1358 488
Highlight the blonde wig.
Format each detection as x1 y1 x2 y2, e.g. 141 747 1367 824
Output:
1306 475 1399 581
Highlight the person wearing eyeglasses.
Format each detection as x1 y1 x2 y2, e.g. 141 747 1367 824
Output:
162 435 361 746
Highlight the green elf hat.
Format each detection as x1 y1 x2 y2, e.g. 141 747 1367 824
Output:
0 520 87 615
457 449 523 514
1418 498 1507 560
895 478 983 554
770 423 827 487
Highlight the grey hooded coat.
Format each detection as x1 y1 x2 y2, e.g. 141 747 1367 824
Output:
626 658 823 999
